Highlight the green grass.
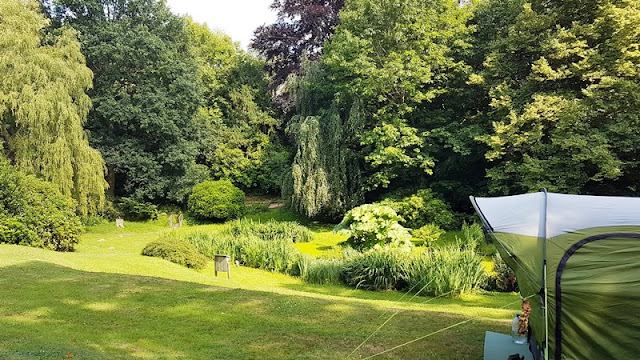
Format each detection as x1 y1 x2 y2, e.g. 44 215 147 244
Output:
0 219 520 359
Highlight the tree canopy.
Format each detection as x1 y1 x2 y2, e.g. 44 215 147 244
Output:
477 0 640 195
1 0 637 221
252 0 344 91
48 0 202 203
186 20 287 196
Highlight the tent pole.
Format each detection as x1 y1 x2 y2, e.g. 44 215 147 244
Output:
541 189 549 360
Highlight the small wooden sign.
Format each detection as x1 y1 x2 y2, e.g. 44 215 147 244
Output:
115 218 124 228
214 254 230 279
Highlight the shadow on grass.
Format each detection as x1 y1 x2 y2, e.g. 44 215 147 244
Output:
0 261 507 359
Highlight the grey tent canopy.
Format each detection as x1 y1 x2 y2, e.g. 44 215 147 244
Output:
471 191 640 360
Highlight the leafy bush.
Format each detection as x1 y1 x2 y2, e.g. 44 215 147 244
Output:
142 237 208 269
0 160 82 251
304 259 343 285
381 189 456 230
117 197 158 221
80 215 107 226
341 247 410 291
188 180 245 221
411 223 444 246
335 204 412 250
406 247 487 296
485 253 518 292
227 219 312 243
178 231 303 275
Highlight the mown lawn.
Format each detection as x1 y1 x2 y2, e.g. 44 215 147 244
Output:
0 218 519 359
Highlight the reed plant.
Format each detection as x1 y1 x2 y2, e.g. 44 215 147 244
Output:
406 246 486 296
227 219 313 243
304 259 343 285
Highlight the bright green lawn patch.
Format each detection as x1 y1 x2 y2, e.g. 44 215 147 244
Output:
0 221 520 359
294 230 347 258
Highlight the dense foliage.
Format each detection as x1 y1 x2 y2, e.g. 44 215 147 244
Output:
4 0 638 274
477 0 640 196
411 224 445 247
187 20 287 194
142 237 208 269
171 221 488 296
257 0 640 218
117 198 158 221
187 180 245 221
0 0 107 215
0 159 82 251
282 62 363 219
485 253 518 292
335 204 412 250
340 245 486 295
380 189 456 230
341 247 410 290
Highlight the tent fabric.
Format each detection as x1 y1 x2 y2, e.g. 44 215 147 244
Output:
471 192 640 360
473 192 640 238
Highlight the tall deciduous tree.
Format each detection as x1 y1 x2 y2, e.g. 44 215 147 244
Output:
322 0 472 191
252 0 344 90
48 0 201 203
0 0 107 215
186 20 288 195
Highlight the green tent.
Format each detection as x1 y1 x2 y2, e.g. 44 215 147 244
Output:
471 191 640 360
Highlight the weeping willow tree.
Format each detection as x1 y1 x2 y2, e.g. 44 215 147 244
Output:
284 62 363 219
0 0 107 215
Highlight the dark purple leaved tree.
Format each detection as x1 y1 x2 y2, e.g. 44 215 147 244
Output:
251 0 344 91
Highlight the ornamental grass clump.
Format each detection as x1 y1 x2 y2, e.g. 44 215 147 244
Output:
304 259 343 285
340 247 411 291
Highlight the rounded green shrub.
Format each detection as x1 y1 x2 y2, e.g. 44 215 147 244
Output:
142 237 208 269
0 160 82 251
188 180 245 221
